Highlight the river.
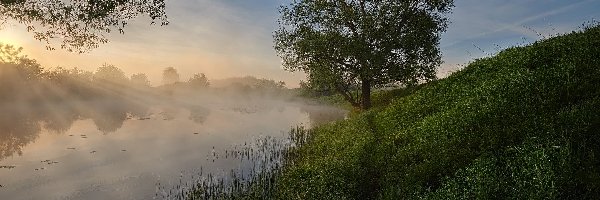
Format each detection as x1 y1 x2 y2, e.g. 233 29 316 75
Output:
0 95 345 199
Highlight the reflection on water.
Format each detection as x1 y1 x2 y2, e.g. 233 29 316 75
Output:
188 106 211 124
0 98 149 161
300 103 348 127
0 97 345 199
0 109 41 160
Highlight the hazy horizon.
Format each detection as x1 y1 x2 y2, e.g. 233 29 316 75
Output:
1 0 598 87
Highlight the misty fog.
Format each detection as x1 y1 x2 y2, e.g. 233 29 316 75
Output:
0 59 345 199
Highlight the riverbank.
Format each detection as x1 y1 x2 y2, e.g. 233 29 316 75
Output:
185 25 600 199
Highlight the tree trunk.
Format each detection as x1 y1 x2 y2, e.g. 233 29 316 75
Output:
361 79 371 110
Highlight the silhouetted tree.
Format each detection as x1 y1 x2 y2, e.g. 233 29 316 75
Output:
93 64 128 85
0 44 44 102
162 67 180 85
45 67 93 84
275 0 454 109
255 79 285 90
188 73 210 88
43 67 95 100
0 43 43 80
0 43 25 63
0 0 168 52
131 73 151 87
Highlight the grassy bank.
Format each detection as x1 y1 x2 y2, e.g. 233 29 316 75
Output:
183 26 600 199
271 26 600 199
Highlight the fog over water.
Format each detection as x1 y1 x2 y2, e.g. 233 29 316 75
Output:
0 64 346 199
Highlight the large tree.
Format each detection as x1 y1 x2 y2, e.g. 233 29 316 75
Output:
275 0 453 109
0 0 168 52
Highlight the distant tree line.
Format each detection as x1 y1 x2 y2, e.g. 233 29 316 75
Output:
160 67 210 89
0 43 293 103
0 43 215 103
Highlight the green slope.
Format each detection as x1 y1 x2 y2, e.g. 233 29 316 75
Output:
275 26 600 199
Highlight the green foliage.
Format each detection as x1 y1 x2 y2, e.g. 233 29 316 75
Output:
0 0 168 52
297 80 336 97
274 0 454 109
268 26 600 199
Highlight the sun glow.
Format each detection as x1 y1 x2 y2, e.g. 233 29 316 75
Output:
0 27 28 46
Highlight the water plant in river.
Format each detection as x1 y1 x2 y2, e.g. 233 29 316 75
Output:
156 126 311 199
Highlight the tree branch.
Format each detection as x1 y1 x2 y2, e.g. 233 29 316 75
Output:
335 84 360 108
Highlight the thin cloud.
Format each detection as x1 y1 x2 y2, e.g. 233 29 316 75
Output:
442 0 593 49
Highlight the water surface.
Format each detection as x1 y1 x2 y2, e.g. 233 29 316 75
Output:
0 97 345 199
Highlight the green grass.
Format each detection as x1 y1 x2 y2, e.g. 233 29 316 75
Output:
304 87 421 117
271 26 600 199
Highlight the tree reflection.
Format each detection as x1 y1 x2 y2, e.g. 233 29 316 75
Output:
91 108 128 134
188 105 211 124
0 99 150 161
41 104 80 133
0 107 42 160
90 98 150 134
299 104 347 127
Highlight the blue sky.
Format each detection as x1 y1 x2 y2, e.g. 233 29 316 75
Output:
1 0 598 86
440 0 600 75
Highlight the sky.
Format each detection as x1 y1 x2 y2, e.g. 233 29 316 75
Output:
0 0 599 87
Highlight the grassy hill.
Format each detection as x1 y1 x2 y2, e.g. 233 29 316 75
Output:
272 26 600 199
